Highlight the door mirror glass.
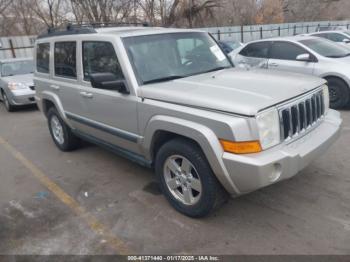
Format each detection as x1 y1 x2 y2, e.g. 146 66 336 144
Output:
90 72 129 94
296 53 311 62
343 39 350 43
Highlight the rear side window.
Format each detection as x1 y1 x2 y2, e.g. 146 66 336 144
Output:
36 43 50 73
270 42 307 61
239 42 270 58
82 41 124 81
54 42 76 78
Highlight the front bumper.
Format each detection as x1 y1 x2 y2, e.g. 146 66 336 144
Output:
8 89 36 106
223 109 342 194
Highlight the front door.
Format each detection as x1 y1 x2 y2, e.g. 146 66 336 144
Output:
77 41 140 153
268 41 315 75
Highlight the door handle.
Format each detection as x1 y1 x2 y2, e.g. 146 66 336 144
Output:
80 91 93 99
269 63 279 67
50 84 60 90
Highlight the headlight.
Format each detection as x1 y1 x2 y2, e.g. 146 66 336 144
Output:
323 85 330 113
8 82 27 90
256 108 281 150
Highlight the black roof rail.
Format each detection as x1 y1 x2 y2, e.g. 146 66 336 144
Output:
37 21 150 39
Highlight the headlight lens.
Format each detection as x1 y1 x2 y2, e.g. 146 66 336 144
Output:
256 108 281 150
8 82 27 90
323 85 330 113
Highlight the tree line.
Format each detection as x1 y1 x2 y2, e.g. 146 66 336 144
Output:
0 0 348 37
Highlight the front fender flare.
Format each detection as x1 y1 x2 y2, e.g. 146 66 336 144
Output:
142 115 240 195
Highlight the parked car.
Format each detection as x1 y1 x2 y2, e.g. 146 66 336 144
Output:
34 25 341 217
309 31 350 46
316 26 348 32
0 58 35 112
218 40 243 54
232 35 350 108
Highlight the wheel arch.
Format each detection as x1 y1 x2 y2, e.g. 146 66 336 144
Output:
142 115 240 195
321 74 350 89
40 91 68 121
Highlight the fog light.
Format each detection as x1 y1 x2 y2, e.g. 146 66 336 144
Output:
269 163 282 182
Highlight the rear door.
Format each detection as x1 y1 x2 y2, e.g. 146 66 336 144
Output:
51 41 90 132
268 41 316 75
234 41 271 69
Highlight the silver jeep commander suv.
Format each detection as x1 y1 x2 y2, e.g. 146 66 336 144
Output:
34 24 342 217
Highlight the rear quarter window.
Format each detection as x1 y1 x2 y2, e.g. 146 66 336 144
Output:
36 43 50 74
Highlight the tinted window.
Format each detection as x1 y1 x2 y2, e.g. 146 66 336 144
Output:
37 43 50 73
54 42 76 78
327 33 349 42
300 38 350 58
83 42 124 81
239 42 270 58
270 42 307 60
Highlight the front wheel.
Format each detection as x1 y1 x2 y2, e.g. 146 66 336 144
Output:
2 91 15 112
155 138 227 218
327 78 350 109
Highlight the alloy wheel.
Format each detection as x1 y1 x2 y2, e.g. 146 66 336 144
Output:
163 155 202 206
50 115 65 145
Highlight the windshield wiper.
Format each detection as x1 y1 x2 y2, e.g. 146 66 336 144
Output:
143 75 185 84
203 66 231 74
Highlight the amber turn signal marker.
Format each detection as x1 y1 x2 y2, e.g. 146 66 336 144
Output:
220 140 262 154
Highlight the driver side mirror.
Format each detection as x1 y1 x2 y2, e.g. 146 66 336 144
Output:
90 73 129 94
343 39 350 44
296 53 313 62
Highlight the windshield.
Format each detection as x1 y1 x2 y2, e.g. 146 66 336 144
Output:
343 31 350 37
123 32 232 84
1 60 34 77
299 38 350 58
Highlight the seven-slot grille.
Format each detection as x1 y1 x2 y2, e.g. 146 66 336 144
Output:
279 89 325 141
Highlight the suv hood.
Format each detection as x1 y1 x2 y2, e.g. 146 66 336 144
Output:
1 74 34 86
141 69 325 116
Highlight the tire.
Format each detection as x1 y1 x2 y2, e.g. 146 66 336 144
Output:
155 138 227 218
1 91 15 112
47 107 80 151
327 77 350 109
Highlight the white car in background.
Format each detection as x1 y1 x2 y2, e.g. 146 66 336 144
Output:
309 31 350 47
231 35 350 109
0 58 36 112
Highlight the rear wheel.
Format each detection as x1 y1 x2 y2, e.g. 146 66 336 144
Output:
47 107 80 151
327 77 350 109
1 91 15 112
155 138 227 218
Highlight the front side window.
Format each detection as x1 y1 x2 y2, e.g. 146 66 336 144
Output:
1 60 34 77
270 42 307 61
83 41 124 81
300 38 350 58
37 43 50 73
239 42 271 58
123 32 232 85
54 42 76 78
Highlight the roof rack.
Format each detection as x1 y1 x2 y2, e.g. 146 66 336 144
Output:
38 21 150 39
